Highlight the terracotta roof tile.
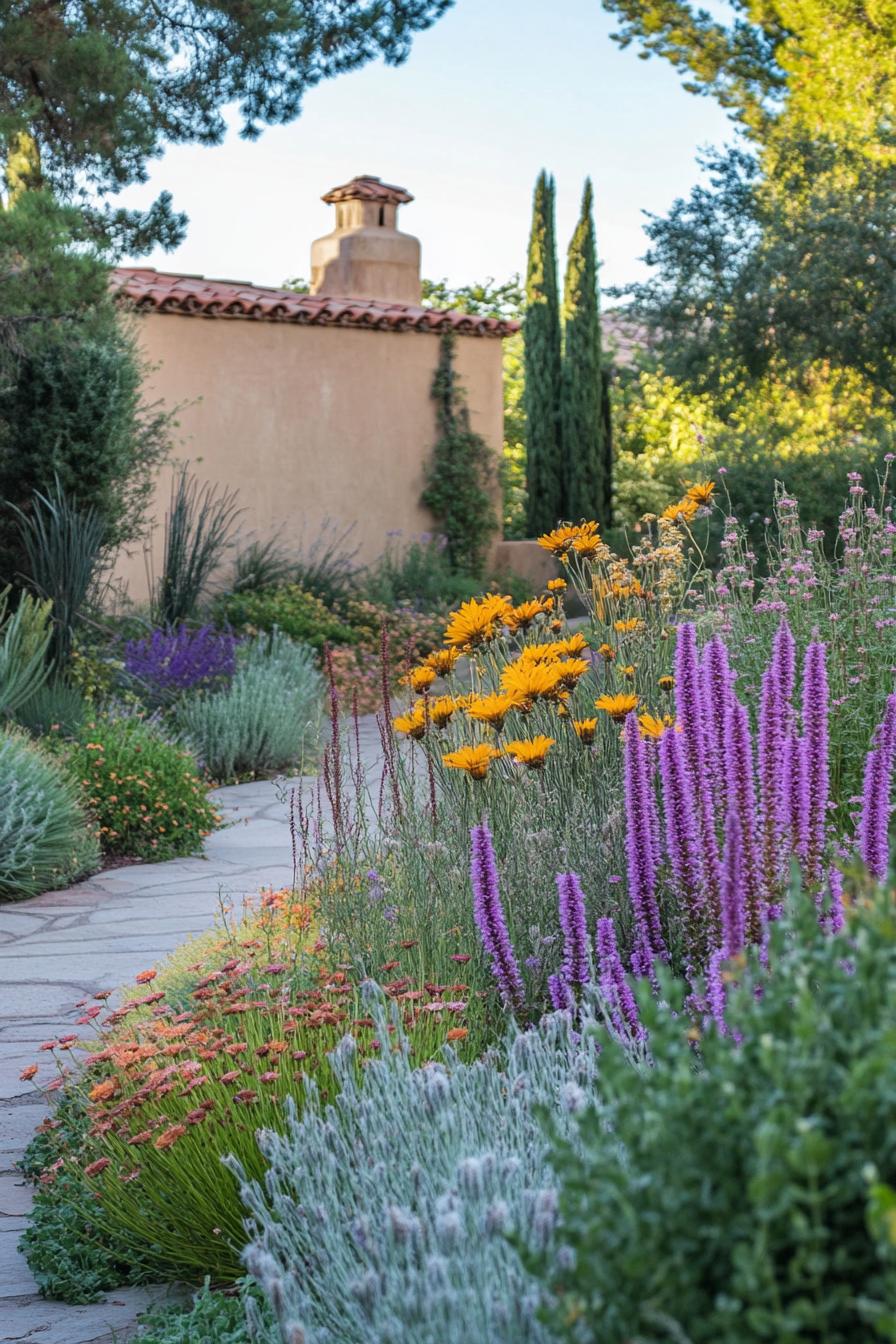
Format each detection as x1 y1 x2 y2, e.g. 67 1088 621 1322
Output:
112 268 518 338
321 174 413 205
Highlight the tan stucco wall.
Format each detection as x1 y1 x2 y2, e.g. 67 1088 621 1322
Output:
113 313 505 605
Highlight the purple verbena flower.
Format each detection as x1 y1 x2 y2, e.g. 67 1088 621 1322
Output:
469 820 524 1012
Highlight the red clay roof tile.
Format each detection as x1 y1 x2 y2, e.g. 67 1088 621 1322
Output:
321 174 414 205
112 268 518 338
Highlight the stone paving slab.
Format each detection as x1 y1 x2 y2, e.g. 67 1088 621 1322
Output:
0 719 385 1343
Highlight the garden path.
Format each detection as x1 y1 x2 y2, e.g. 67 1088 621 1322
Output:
0 714 383 1344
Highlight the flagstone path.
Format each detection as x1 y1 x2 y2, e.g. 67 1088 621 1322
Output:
0 716 383 1343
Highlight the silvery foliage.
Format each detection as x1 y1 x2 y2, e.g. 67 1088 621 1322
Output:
229 995 603 1344
177 630 322 778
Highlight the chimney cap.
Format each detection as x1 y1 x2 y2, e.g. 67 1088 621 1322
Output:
321 174 414 206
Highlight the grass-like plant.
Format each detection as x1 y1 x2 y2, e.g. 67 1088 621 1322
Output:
176 631 322 781
0 586 52 715
0 727 98 899
14 676 87 737
230 536 295 593
63 713 219 860
155 465 241 626
9 480 108 665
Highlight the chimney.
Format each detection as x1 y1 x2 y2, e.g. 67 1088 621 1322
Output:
310 175 421 305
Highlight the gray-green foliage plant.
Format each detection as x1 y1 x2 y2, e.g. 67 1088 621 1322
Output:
156 465 241 625
177 631 322 781
14 677 87 737
9 480 108 664
528 884 896 1344
0 728 98 898
0 587 52 715
135 1281 266 1343
231 998 601 1344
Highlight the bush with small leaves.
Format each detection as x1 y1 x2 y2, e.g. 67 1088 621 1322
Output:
0 728 98 899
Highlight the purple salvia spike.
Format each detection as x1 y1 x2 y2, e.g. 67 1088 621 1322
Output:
876 692 896 768
469 821 525 1011
720 806 746 958
548 973 575 1013
824 866 845 935
857 739 893 882
623 712 667 962
725 696 764 942
658 726 706 961
701 635 735 815
783 727 803 850
799 641 829 886
674 624 722 905
758 660 788 896
772 618 796 718
595 917 644 1041
556 872 590 986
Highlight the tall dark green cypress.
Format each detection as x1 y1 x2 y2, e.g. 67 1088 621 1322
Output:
524 170 563 536
561 178 609 523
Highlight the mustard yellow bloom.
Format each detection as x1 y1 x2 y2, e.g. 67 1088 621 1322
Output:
444 594 512 650
573 717 598 744
552 657 590 690
595 693 639 722
466 692 521 731
536 521 600 559
661 497 699 523
504 599 552 633
442 744 502 780
546 578 567 592
597 643 615 661
554 632 588 657
393 708 427 740
686 480 715 506
425 648 461 676
501 659 567 705
572 533 603 558
620 664 637 681
658 674 674 692
504 735 555 768
637 713 667 739
405 665 437 692
550 619 563 633
429 695 460 729
614 617 645 634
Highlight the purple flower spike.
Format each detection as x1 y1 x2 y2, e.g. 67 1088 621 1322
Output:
658 726 706 959
623 713 667 963
596 917 644 1041
725 696 763 941
758 661 788 894
799 641 830 885
771 619 796 717
857 698 896 882
720 807 745 958
556 872 590 987
469 821 524 1011
701 635 735 815
706 947 728 1037
822 866 845 935
548 973 575 1013
674 624 721 903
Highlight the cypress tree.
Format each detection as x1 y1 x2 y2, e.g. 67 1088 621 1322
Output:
524 170 563 536
561 178 609 523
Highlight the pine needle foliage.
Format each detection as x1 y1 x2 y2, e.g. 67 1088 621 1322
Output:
422 332 498 578
524 170 563 536
561 179 610 524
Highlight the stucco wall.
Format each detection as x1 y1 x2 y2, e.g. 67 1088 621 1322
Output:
113 312 505 605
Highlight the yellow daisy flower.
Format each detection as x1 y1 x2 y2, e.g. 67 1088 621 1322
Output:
429 695 460 729
405 665 437 692
393 708 427 740
444 594 512 650
686 480 715 506
595 693 639 722
637 713 667 739
501 659 567 706
466 692 521 731
597 643 615 662
661 497 699 523
504 599 552 633
503 736 555 768
442 744 503 780
658 674 674 692
573 717 598 744
614 618 645 635
425 648 461 676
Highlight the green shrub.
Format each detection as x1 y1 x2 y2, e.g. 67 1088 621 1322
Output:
0 588 52 716
530 884 896 1344
0 728 98 899
176 632 322 781
135 1282 263 1343
155 465 242 626
14 677 87 737
213 584 355 651
64 715 219 860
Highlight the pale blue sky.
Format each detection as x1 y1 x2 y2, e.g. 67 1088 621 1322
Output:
119 0 734 294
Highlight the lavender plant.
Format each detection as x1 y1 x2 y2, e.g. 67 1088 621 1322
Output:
232 996 602 1344
124 625 237 706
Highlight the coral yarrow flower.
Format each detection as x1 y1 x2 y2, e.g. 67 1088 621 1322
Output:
19 1064 37 1082
135 969 157 984
442 744 502 780
595 693 640 722
444 594 512 650
154 1123 187 1150
573 717 597 744
686 480 715 506
504 735 555 768
446 1027 469 1042
466 692 521 732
